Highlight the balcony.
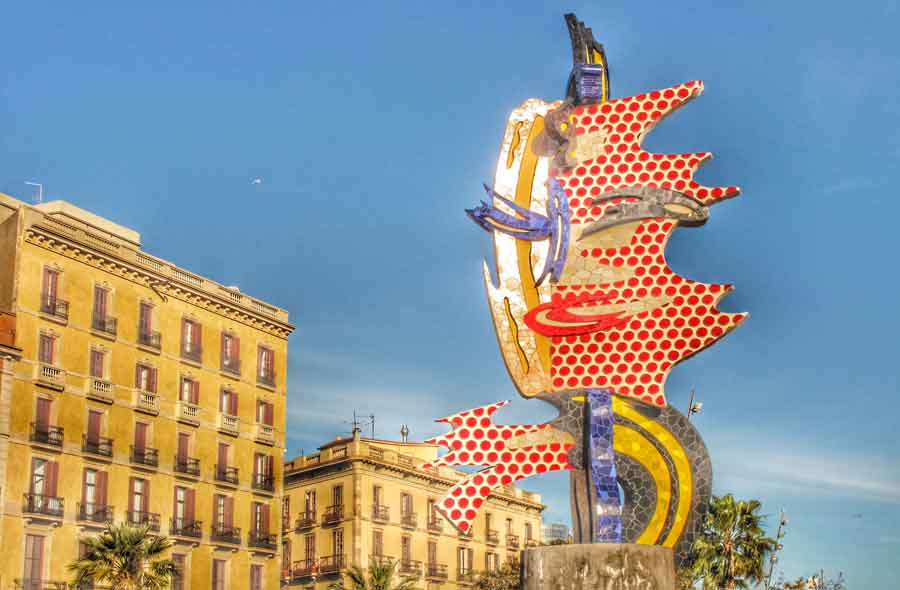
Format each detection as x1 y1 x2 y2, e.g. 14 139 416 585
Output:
23 493 64 518
457 570 474 585
322 505 343 525
170 518 202 539
138 330 161 351
82 434 114 458
252 473 275 493
133 390 159 415
399 560 423 577
36 364 66 390
525 538 538 548
249 531 278 551
506 534 520 549
372 504 390 523
257 372 275 389
319 554 345 574
176 400 201 426
254 422 275 445
214 465 239 486
370 554 394 566
130 446 159 468
88 377 114 403
15 580 68 590
295 511 316 530
181 346 202 364
401 512 417 529
78 502 114 525
217 412 240 436
211 525 241 545
290 559 317 580
221 356 241 376
486 530 500 545
174 456 201 477
425 563 448 581
29 423 64 449
40 294 69 322
427 517 444 534
91 315 117 337
126 510 161 531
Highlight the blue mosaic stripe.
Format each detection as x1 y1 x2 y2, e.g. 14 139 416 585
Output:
587 389 622 543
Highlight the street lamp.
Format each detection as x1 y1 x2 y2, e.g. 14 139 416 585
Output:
764 508 788 590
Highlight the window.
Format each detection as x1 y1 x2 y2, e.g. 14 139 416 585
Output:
486 512 493 531
257 345 274 384
41 267 64 317
428 540 437 566
219 388 238 416
175 487 187 521
135 364 157 392
34 397 51 432
401 535 412 563
282 496 291 530
129 478 148 520
250 564 263 590
138 302 154 341
92 285 114 333
305 489 316 514
457 547 473 576
332 484 343 507
282 539 292 573
428 498 438 523
373 485 383 506
214 494 226 528
373 529 384 557
256 400 273 425
90 348 106 379
38 333 55 364
181 319 202 360
217 442 230 471
525 522 533 543
172 554 186 590
304 533 316 562
134 422 149 451
221 331 240 372
23 534 45 585
212 559 226 590
179 377 199 404
401 492 412 516
254 453 273 487
332 528 344 556
87 410 103 444
486 552 498 572
176 432 191 465
506 518 513 534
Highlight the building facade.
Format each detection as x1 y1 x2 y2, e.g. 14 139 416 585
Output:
0 194 293 590
282 432 543 590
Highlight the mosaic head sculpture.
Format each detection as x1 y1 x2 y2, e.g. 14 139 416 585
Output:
424 14 742 566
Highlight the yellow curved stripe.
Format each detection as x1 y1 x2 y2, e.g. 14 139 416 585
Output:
503 297 529 373
614 425 671 545
614 398 693 547
516 116 551 374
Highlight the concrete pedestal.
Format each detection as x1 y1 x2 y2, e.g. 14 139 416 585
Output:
521 544 676 590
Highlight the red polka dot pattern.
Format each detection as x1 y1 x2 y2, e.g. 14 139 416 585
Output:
552 80 740 226
423 401 574 533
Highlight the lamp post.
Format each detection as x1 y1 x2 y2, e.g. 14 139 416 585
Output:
764 509 788 589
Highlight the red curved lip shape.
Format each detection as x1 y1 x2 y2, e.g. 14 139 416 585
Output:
523 292 633 336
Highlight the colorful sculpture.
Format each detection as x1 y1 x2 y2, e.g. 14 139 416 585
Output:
425 14 741 566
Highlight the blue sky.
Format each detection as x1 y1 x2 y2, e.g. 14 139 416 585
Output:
2 1 898 586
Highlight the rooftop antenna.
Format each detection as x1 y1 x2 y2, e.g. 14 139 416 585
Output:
369 414 375 439
25 181 43 204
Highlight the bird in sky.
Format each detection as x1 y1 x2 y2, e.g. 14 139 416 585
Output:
251 177 262 185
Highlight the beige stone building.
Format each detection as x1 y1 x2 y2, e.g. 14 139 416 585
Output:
0 194 293 590
282 432 543 589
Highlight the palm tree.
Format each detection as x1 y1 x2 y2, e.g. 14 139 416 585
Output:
690 494 777 590
329 558 418 590
68 522 178 590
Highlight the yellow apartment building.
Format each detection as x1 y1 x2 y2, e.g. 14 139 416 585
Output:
281 431 543 590
0 194 293 590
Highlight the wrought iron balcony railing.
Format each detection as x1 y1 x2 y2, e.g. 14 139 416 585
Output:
295 510 316 530
457 570 475 584
506 534 520 548
427 517 443 533
399 560 423 576
130 445 159 467
486 529 500 544
251 473 275 492
322 504 343 525
318 554 346 574
181 346 202 363
401 512 417 529
425 563 448 580
126 510 160 531
174 456 200 477
214 464 239 485
91 315 117 336
256 372 275 388
372 504 390 522
29 423 63 448
78 502 113 524
23 493 64 518
211 524 241 545
14 580 68 590
290 559 317 579
249 531 278 551
138 330 161 350
221 356 241 375
170 517 202 538
82 434 114 458
40 294 68 321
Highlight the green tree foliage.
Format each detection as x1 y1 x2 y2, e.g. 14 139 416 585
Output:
474 559 520 590
68 523 177 590
329 559 419 590
688 494 777 590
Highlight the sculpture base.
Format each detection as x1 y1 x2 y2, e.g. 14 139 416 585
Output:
521 544 676 590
